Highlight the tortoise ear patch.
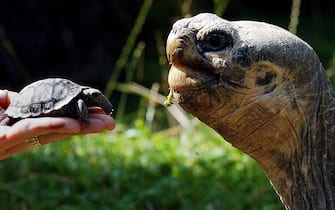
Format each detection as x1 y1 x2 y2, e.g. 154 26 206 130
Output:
256 72 276 86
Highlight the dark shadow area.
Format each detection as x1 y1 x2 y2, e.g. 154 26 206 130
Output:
0 0 334 91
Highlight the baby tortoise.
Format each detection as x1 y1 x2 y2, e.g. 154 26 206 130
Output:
1 78 113 126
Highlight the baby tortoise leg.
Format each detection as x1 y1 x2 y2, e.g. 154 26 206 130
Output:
76 99 89 123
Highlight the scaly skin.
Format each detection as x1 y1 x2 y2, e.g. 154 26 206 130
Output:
166 13 335 210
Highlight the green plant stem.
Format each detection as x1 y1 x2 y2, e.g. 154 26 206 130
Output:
288 0 301 34
213 0 230 17
104 0 153 98
116 42 146 120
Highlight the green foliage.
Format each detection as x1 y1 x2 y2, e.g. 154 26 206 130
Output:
104 0 153 98
213 0 230 17
0 122 283 210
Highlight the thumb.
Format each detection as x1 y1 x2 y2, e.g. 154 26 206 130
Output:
0 90 10 109
0 90 19 109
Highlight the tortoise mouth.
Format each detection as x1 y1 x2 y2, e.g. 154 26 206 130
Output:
168 64 217 92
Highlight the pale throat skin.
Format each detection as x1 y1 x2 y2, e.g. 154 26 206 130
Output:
166 13 335 210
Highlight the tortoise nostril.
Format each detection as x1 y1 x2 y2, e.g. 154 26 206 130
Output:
167 47 184 64
166 34 186 63
173 48 184 58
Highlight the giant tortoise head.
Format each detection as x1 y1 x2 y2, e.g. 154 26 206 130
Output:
166 13 335 209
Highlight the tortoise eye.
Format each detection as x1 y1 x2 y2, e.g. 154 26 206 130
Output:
200 31 232 52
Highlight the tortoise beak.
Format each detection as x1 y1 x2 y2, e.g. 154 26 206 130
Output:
166 33 184 65
98 95 114 116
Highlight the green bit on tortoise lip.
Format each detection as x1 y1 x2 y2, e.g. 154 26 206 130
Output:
164 88 174 106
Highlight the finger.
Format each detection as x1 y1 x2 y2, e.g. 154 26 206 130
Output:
0 114 115 154
0 90 10 108
79 114 115 134
0 134 68 160
15 117 81 135
0 130 86 160
0 119 115 159
0 145 24 160
90 113 115 130
0 90 18 108
0 117 81 150
0 138 40 160
0 116 115 159
0 129 90 159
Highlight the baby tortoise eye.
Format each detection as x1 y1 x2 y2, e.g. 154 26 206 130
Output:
199 31 232 52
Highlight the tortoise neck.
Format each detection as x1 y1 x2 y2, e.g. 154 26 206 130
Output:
268 75 335 210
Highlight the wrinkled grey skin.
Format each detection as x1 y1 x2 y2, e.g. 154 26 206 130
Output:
166 13 335 210
1 78 113 126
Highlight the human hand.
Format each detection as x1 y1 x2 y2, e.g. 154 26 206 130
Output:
0 90 115 160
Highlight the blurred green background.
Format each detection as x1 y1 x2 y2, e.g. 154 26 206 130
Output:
0 0 334 209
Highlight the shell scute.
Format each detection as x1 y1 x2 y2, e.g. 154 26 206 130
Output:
5 78 83 118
